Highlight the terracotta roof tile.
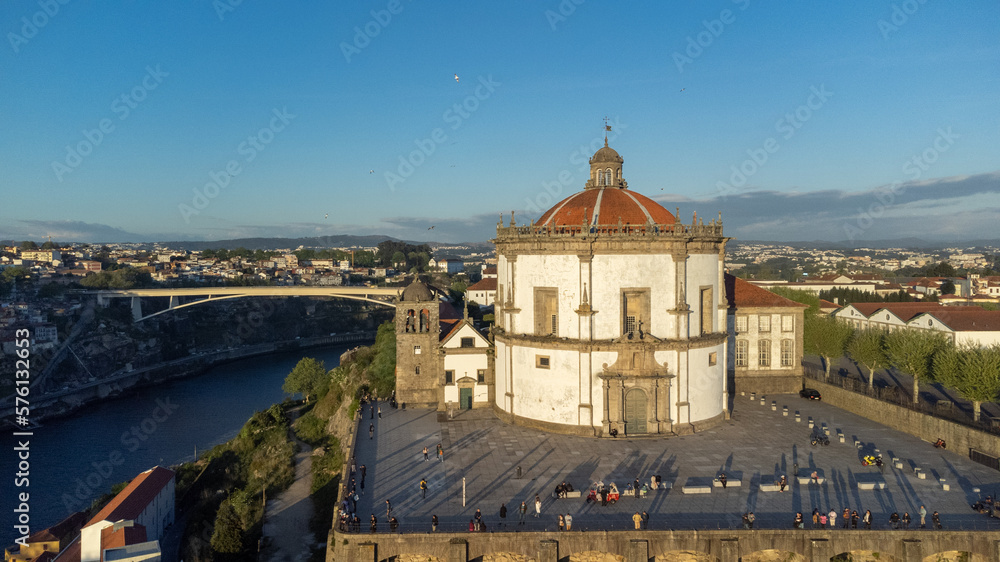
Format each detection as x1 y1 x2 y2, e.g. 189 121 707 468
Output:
918 309 1000 332
27 512 86 544
86 467 173 527
467 278 497 291
100 522 147 551
725 274 808 309
51 536 80 562
847 302 941 321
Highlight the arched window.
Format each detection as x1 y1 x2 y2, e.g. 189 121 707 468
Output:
405 309 416 332
735 340 748 367
604 168 613 185
419 309 430 332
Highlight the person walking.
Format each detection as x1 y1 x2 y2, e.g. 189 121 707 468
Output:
642 510 649 529
369 423 374 439
385 499 392 520
370 401 375 419
632 512 642 530
431 514 438 532
932 511 941 529
378 405 382 419
518 501 527 525
863 510 872 529
437 443 444 463
851 510 859 529
534 495 542 518
423 446 429 461
360 464 367 480
565 513 573 531
919 505 927 528
499 503 507 528
420 478 428 499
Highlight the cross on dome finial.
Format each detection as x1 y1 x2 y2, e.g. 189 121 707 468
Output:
603 116 611 146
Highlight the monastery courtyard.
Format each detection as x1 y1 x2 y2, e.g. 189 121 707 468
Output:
350 396 1000 534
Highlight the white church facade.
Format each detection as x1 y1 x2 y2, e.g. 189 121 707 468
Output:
397 137 745 437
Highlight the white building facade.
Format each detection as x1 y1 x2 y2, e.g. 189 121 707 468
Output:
492 141 729 437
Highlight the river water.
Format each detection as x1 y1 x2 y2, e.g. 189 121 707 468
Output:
1 343 360 548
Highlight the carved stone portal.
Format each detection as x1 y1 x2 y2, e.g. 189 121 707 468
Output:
599 345 675 437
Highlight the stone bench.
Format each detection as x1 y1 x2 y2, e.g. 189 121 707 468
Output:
712 479 742 488
565 490 581 498
682 486 711 494
857 481 886 490
915 470 927 480
759 483 781 492
798 476 825 485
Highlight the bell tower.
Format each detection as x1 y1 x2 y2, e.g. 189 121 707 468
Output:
394 279 441 408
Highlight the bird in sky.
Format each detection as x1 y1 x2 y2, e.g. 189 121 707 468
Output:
679 88 686 92
369 169 374 174
324 213 329 219
428 226 435 230
454 74 459 83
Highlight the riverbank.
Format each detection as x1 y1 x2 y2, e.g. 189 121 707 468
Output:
1 331 374 427
0 342 362 549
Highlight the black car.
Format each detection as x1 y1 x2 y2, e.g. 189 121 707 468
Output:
799 388 821 400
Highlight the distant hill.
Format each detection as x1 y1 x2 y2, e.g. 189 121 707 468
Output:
153 236 495 252
733 238 999 251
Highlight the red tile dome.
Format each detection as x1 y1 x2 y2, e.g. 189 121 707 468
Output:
536 187 676 227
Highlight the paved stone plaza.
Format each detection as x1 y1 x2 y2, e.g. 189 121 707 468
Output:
350 395 1000 534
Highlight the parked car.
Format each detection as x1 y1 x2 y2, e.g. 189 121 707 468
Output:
799 388 822 400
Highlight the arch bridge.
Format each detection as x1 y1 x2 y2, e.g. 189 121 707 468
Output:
83 286 400 322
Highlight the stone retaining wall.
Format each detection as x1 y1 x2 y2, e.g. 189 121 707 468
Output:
809 378 1000 459
327 528 1000 562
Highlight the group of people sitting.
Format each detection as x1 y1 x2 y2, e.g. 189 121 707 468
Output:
972 496 997 515
553 481 575 498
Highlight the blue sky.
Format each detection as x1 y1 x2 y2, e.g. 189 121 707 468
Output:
1 1 998 244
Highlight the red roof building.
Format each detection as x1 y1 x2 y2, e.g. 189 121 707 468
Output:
726 274 807 395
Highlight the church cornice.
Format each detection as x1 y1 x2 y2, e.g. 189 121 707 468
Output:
493 329 726 351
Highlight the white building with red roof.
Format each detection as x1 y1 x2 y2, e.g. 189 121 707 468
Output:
725 274 808 394
466 277 497 306
54 466 174 562
491 139 728 437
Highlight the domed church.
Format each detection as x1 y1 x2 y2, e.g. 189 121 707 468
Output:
492 137 729 437
396 134 729 437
